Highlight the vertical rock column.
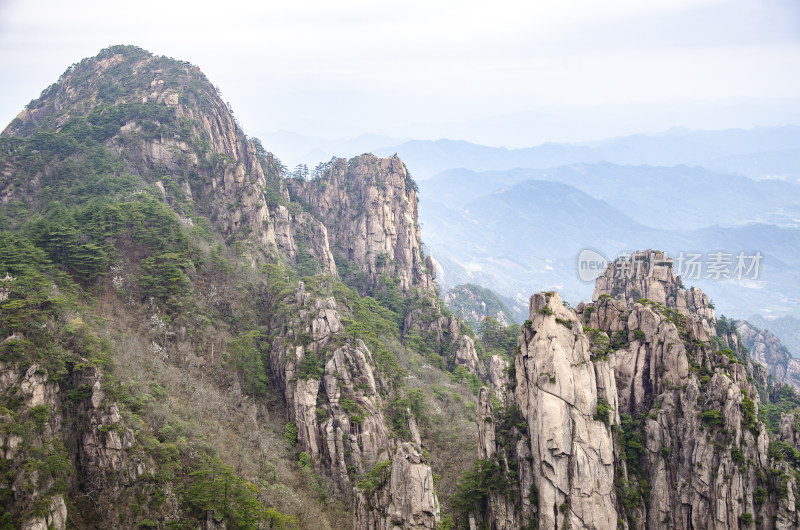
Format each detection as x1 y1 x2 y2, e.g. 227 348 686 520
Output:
515 292 617 530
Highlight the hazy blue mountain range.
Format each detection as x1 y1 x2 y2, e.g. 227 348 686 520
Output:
373 126 800 179
423 163 800 231
419 174 800 320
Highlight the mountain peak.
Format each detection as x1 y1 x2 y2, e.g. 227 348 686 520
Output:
4 45 210 138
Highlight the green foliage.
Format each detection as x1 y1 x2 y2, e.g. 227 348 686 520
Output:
768 440 800 468
0 231 64 337
594 397 612 426
450 365 482 395
493 405 527 452
479 317 520 358
386 388 427 437
137 252 191 300
617 413 646 471
297 350 325 380
298 452 312 470
759 383 800 433
451 458 517 519
699 410 724 428
609 329 628 350
716 315 737 337
228 330 268 396
30 404 52 430
754 486 767 504
183 453 267 528
264 508 299 529
283 422 298 447
357 460 391 493
331 282 407 385
615 411 652 521
741 394 758 434
294 239 319 278
583 327 611 360
341 396 364 424
209 244 233 275
555 317 572 329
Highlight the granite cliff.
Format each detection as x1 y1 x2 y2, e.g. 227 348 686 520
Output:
739 320 800 391
469 251 800 529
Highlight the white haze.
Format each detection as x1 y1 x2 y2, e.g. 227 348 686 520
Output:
1 0 799 148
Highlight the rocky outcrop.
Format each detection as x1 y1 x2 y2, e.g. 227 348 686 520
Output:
516 292 617 530
403 307 483 376
1 45 338 274
476 252 800 529
268 283 389 490
585 255 795 529
20 494 67 530
74 366 144 493
272 204 338 276
487 355 510 406
354 443 439 529
475 388 517 529
266 281 439 522
0 355 150 528
289 154 434 293
739 320 800 391
593 249 716 326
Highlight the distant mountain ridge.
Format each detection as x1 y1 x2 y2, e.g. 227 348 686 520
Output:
373 126 800 179
748 314 800 358
419 172 800 318
422 163 800 231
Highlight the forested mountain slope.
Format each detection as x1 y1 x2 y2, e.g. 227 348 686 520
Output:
0 45 489 529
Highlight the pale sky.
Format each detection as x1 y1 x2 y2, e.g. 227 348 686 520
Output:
1 0 799 147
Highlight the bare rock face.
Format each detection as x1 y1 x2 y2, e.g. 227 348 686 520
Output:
739 320 800 391
592 250 715 325
354 443 439 529
20 494 67 530
515 292 617 530
487 355 511 406
76 366 141 491
289 154 434 293
404 308 483 376
272 205 338 276
588 253 798 529
268 282 391 491
477 388 496 460
475 388 518 529
266 280 438 522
